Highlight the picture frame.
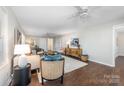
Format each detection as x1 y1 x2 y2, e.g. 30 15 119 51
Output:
14 28 22 45
71 38 79 47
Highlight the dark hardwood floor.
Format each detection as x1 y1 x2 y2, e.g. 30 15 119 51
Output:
29 56 124 86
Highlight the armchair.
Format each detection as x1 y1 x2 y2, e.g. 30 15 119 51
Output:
40 58 65 85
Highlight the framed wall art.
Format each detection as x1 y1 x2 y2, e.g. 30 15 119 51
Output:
14 28 22 45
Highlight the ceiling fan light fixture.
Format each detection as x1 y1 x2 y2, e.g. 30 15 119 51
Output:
80 12 88 17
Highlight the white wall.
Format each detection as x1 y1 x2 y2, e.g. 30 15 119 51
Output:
0 7 24 85
50 19 124 67
39 38 47 51
79 18 124 67
79 23 114 66
117 32 124 56
54 32 78 52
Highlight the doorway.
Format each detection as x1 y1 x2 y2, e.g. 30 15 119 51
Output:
47 38 54 50
113 24 124 66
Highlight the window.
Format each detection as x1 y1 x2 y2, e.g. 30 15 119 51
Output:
0 37 3 62
47 38 53 50
0 13 3 63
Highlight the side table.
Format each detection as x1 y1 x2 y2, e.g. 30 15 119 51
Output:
12 63 31 86
81 55 88 62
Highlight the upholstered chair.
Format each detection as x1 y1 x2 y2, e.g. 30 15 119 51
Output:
40 58 65 85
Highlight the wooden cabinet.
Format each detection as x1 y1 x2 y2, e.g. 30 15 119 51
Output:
65 48 89 62
65 48 82 58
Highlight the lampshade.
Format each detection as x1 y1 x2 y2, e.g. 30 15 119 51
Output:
14 44 30 55
66 40 70 45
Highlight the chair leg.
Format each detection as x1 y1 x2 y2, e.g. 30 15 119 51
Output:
61 76 63 84
42 78 44 85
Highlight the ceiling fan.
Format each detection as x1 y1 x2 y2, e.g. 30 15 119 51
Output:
68 6 89 21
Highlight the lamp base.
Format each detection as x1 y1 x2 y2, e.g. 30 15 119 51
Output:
18 55 28 67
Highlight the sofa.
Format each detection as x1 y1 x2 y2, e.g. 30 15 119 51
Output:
14 55 41 70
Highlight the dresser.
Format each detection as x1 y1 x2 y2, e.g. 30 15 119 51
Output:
65 48 82 58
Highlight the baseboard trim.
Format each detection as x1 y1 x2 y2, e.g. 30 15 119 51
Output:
89 59 115 67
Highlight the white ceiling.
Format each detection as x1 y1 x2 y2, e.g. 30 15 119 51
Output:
11 6 124 37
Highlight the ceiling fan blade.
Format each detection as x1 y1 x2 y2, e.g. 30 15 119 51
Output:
74 6 83 12
75 6 88 12
67 6 89 23
67 13 80 20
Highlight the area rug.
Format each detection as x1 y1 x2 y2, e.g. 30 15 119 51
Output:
37 56 88 83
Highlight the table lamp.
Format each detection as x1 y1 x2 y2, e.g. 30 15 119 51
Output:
14 44 30 67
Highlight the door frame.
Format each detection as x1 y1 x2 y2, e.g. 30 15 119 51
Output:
112 24 124 66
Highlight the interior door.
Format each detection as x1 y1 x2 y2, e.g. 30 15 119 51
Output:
47 38 53 50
